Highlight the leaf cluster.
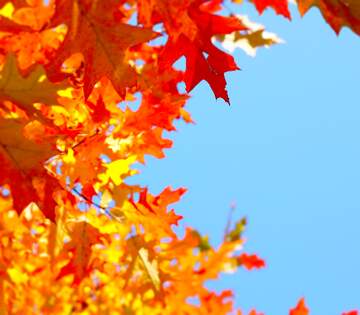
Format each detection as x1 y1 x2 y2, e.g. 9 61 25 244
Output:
0 0 358 314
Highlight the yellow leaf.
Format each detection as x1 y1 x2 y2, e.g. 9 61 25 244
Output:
7 267 28 284
0 54 69 117
138 247 161 292
63 148 76 165
0 2 14 18
219 15 283 57
100 156 137 186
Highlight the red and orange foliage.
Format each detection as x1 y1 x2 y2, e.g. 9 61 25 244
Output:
0 0 358 314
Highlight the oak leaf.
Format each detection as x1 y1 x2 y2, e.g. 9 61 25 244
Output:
0 118 59 220
252 0 291 19
237 253 265 270
289 298 310 315
128 187 185 237
0 54 68 117
143 0 246 103
232 0 290 18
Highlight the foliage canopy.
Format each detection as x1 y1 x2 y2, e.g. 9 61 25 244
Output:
0 0 359 314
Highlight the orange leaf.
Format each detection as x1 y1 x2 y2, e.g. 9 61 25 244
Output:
57 221 105 285
237 253 265 270
46 0 156 98
289 298 310 315
0 53 69 117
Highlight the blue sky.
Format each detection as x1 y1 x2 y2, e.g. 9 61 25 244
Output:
133 3 360 314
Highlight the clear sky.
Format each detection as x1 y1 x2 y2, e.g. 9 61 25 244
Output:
132 3 360 314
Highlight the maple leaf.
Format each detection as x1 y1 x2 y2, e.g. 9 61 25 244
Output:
0 118 59 220
46 0 156 98
289 298 310 315
342 311 359 315
0 54 68 118
297 0 360 35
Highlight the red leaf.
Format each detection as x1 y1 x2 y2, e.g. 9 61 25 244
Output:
150 0 246 103
252 0 291 19
0 119 59 220
237 253 265 270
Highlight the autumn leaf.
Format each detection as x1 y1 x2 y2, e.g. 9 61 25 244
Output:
219 15 283 57
225 216 247 242
0 1 33 33
290 298 310 315
126 187 185 237
0 118 59 220
0 54 68 117
237 253 265 270
10 0 54 30
297 0 360 35
198 290 234 314
86 96 111 124
46 0 156 98
190 230 212 252
57 220 105 285
232 0 291 19
252 0 291 19
124 235 163 295
138 247 161 292
147 0 246 103
0 0 29 10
